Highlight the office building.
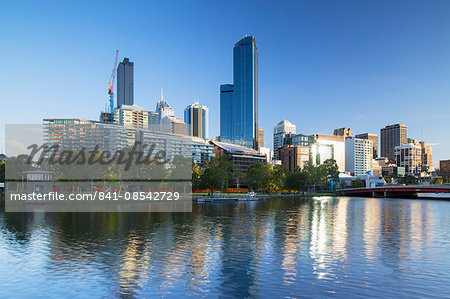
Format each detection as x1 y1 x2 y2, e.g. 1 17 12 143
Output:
355 133 378 159
276 145 309 173
114 104 149 129
273 120 296 156
394 143 422 175
334 127 351 138
380 124 407 162
420 141 433 172
184 102 209 139
345 137 373 176
440 160 450 179
312 134 346 172
156 97 175 122
160 116 188 136
257 127 264 148
211 141 266 184
148 111 159 131
117 58 134 107
220 36 258 149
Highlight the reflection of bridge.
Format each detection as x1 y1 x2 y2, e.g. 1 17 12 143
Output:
339 185 450 198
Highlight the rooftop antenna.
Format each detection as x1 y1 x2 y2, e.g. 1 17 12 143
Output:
161 88 164 101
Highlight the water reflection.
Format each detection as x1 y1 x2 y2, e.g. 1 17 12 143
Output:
0 197 449 298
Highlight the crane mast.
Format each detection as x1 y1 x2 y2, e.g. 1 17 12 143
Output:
108 50 119 122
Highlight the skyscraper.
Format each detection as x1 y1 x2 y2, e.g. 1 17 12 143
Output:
380 124 407 161
184 102 209 139
117 58 134 107
220 36 258 149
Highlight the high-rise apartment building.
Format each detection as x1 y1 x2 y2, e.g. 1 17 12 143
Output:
273 120 296 158
380 124 407 161
117 58 134 107
333 127 352 138
184 102 209 139
355 133 378 159
220 36 258 149
345 137 373 176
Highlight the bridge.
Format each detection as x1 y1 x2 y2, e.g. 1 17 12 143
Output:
339 185 450 198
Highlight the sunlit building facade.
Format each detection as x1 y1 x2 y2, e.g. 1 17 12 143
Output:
220 36 258 149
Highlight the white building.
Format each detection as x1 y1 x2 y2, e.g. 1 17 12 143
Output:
258 146 272 164
273 120 296 158
394 143 422 175
345 137 373 176
312 134 346 172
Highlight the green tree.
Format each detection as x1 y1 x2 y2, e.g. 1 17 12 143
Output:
247 163 271 191
351 178 365 188
201 166 229 194
323 159 339 190
0 161 5 182
285 171 309 192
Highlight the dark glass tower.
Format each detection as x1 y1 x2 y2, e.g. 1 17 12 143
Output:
220 36 258 149
117 58 134 107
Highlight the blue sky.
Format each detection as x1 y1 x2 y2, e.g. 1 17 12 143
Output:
1 0 449 166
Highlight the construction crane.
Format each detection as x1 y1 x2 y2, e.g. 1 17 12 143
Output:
108 50 119 122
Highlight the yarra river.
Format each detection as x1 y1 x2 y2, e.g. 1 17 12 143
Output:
0 196 449 298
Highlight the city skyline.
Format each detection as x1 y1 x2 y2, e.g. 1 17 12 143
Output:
1 0 450 167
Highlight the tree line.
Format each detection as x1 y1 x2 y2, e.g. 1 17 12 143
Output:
193 156 340 194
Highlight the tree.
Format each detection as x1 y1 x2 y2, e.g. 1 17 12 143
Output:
0 161 4 183
246 163 271 191
192 162 203 190
323 159 339 190
351 178 365 188
285 171 308 192
201 166 229 194
269 165 287 193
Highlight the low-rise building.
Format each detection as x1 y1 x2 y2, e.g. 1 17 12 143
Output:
211 141 266 177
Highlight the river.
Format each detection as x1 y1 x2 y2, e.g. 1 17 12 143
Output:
0 196 449 298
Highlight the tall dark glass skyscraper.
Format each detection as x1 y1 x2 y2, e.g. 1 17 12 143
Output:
220 36 258 149
117 58 134 107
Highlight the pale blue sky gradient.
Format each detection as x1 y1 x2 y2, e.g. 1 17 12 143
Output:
1 0 449 166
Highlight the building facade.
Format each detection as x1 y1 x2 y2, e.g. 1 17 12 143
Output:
355 133 378 159
394 143 422 175
114 105 149 129
117 58 134 107
420 141 433 172
380 124 407 162
333 127 352 138
211 141 266 178
273 120 296 157
220 36 258 149
345 137 373 176
184 102 209 140
276 145 309 173
257 127 264 148
440 160 450 179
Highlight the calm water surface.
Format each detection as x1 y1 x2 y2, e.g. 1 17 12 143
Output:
1 196 449 298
